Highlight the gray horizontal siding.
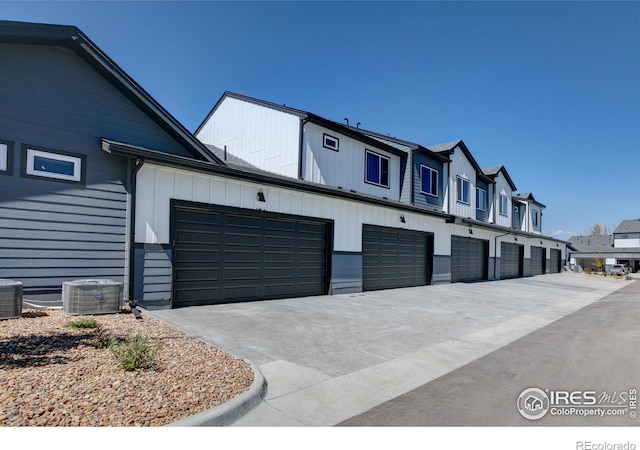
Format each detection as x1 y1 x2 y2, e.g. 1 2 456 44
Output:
0 44 193 157
432 255 451 284
330 252 362 294
134 246 172 308
0 44 199 298
413 153 444 210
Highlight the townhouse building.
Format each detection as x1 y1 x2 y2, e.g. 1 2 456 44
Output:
1 20 566 310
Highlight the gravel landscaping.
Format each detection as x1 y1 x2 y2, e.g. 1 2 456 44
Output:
0 308 254 427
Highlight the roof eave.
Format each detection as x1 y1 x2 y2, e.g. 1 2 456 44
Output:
0 20 222 165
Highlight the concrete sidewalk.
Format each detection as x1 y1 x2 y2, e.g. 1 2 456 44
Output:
147 272 631 426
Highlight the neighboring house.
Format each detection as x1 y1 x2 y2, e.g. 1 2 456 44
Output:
1 20 568 310
569 219 640 273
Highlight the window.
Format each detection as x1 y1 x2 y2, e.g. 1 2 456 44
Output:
323 134 339 152
532 210 538 227
419 165 438 196
24 147 83 182
476 187 487 211
0 142 7 173
499 193 508 216
456 176 470 204
365 150 390 188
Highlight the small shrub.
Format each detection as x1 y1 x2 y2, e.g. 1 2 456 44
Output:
65 317 98 330
93 324 113 349
625 275 633 281
110 334 161 371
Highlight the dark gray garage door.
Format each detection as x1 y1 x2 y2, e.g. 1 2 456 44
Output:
171 202 330 308
549 249 562 273
500 242 523 279
362 225 433 291
530 246 546 275
451 236 489 283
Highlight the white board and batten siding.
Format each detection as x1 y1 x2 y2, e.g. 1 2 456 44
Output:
136 164 452 255
448 149 476 218
493 172 513 228
302 123 402 201
196 96 300 178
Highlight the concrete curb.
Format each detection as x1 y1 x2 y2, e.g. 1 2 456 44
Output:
165 359 267 427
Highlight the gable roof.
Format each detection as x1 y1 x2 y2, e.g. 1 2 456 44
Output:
513 192 546 208
482 165 518 192
196 91 408 157
0 20 222 165
347 126 450 163
614 219 640 234
568 235 614 252
426 140 492 183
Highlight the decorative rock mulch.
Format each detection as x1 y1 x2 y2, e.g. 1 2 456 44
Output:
0 309 253 426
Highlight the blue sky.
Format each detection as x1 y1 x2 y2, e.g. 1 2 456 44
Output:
3 1 639 238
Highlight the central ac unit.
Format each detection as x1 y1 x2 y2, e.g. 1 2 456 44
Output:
62 279 123 315
0 279 23 320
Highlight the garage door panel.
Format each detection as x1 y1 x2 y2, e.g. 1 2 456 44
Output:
264 252 295 264
550 249 561 273
172 203 329 308
362 225 432 291
174 230 220 244
451 236 488 283
530 246 545 275
500 242 523 279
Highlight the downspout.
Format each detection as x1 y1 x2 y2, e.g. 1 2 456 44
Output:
298 117 311 180
493 231 512 280
127 157 145 304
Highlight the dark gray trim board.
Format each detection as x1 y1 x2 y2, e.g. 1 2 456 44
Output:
331 252 363 294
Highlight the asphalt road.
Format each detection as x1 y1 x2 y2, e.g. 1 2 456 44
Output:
339 280 640 426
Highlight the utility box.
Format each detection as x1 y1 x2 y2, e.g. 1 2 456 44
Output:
0 279 23 320
62 279 123 315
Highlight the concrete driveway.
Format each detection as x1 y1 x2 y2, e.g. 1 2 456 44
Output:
147 272 630 426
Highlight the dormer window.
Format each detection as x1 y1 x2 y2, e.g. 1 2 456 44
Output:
456 176 470 204
476 187 486 211
532 210 538 227
365 150 389 188
499 193 508 216
420 165 438 197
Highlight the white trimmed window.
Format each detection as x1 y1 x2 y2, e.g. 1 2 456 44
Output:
0 143 7 172
456 176 470 204
323 134 339 152
532 210 538 227
26 148 82 182
419 165 438 197
476 187 487 211
499 193 509 216
365 150 390 188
